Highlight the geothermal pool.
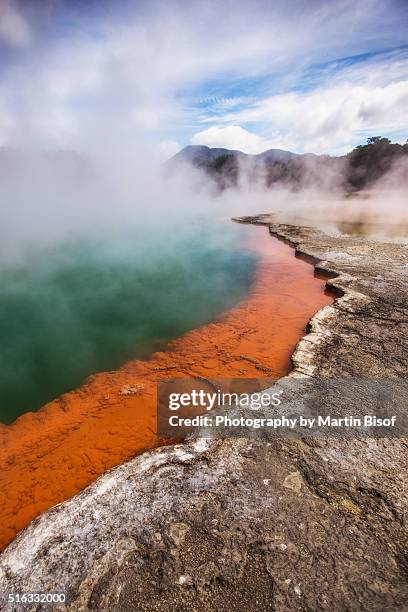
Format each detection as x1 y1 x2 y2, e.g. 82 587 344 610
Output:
0 223 333 549
0 222 256 424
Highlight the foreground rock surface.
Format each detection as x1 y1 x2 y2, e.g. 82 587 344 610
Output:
0 218 407 611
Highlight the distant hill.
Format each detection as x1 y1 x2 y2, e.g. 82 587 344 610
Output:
171 144 298 167
169 144 337 190
346 137 408 190
171 145 246 165
255 149 300 163
169 138 408 192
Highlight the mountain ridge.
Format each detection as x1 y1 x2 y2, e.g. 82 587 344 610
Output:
169 138 408 192
171 144 308 166
168 143 337 190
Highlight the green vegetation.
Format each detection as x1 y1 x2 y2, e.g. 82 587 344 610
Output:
346 136 408 190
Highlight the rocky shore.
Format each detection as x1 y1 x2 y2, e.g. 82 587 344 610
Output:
1 217 407 611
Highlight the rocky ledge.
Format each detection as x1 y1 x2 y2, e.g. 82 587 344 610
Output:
0 217 407 611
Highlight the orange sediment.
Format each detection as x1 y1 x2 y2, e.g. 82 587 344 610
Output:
0 226 333 550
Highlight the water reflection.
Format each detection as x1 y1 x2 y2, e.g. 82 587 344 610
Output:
272 191 408 243
335 219 408 240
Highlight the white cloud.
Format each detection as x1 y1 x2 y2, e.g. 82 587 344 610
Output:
131 107 162 131
191 126 275 154
0 0 32 48
0 0 406 156
214 65 408 154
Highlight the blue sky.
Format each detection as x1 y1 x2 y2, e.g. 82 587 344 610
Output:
0 0 407 156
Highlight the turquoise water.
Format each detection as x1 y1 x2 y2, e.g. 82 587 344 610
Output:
0 221 257 424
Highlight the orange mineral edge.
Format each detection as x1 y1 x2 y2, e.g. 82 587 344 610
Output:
0 226 333 550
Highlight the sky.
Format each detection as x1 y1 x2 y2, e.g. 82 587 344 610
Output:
0 0 407 157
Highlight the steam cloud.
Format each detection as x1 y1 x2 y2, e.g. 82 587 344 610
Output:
0 0 406 261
